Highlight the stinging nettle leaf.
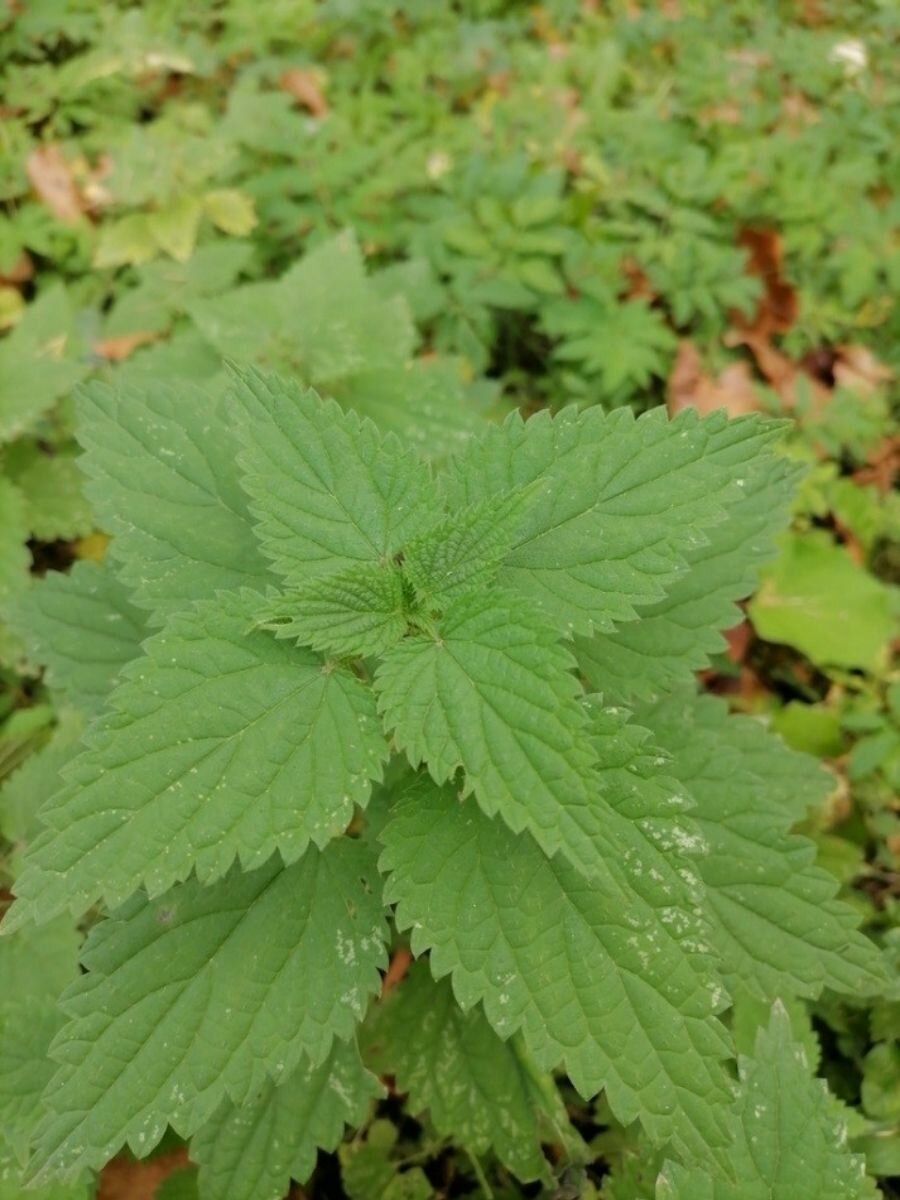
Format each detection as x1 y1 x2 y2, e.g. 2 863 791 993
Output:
191 1038 382 1200
577 433 800 699
375 588 606 878
228 367 442 586
76 379 269 623
257 562 408 659
363 959 576 1184
29 839 389 1183
403 487 536 608
657 1003 875 1200
4 589 388 931
442 404 785 636
638 690 885 1001
7 561 147 714
380 778 733 1165
0 997 66 1165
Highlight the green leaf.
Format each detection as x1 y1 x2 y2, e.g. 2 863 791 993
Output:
203 189 257 236
339 1120 433 1200
0 915 80 1004
749 530 896 671
544 298 676 400
7 561 146 712
403 489 535 608
229 367 440 586
0 711 84 856
861 1043 900 1122
577 442 798 699
0 287 89 445
638 690 885 1001
657 1003 875 1200
0 998 66 1163
363 960 574 1182
29 839 388 1183
0 478 30 664
443 406 783 636
155 1168 199 1200
189 231 415 387
375 589 605 878
5 589 387 929
380 778 732 1164
94 214 158 268
147 197 203 263
336 360 489 461
76 379 269 623
258 562 407 658
191 1039 382 1200
0 1138 90 1200
5 448 93 543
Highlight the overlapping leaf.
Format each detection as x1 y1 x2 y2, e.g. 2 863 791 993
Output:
258 563 407 659
229 368 441 586
364 961 575 1183
658 1004 876 1200
76 379 269 622
577 442 799 698
191 1040 382 1200
375 589 605 877
8 562 146 712
403 489 535 608
442 404 784 635
380 779 732 1164
638 690 885 1000
29 840 388 1182
5 590 387 930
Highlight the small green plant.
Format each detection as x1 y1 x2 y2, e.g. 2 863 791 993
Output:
2 367 884 1195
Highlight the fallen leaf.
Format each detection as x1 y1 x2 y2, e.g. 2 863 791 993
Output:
699 101 744 126
381 947 412 997
92 331 159 362
622 257 656 301
833 344 892 395
781 91 820 128
723 619 753 665
98 1149 188 1200
667 340 760 417
853 437 900 495
0 251 34 285
26 145 86 224
280 68 328 117
79 153 114 213
737 228 797 338
727 328 829 410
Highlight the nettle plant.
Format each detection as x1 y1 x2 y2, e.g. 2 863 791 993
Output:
3 367 886 1197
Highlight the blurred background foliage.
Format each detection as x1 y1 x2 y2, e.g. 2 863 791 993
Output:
0 0 897 1196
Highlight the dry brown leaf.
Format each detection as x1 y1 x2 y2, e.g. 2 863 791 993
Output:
26 145 86 224
381 947 412 997
781 91 820 128
79 153 114 213
727 328 830 411
853 437 900 495
723 620 753 666
280 68 328 117
92 331 159 362
98 1149 188 1200
667 340 761 418
0 251 33 285
737 228 798 338
833 344 893 395
622 257 656 301
698 102 743 126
